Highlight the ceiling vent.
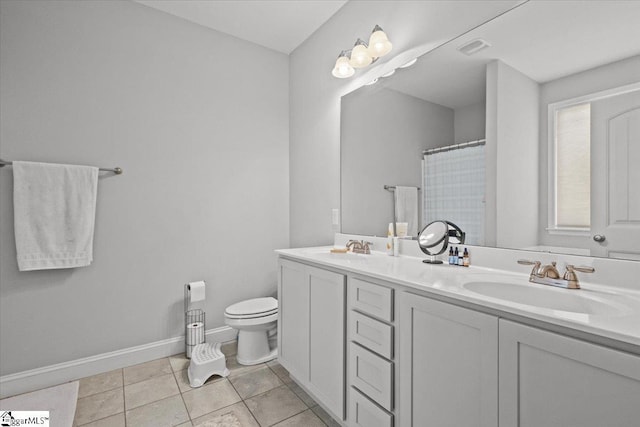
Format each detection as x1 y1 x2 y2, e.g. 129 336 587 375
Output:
457 38 491 56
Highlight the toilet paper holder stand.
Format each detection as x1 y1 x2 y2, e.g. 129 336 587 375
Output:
185 283 206 358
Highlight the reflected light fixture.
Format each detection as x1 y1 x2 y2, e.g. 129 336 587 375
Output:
332 25 392 78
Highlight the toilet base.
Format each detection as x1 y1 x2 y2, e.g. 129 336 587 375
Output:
236 329 278 365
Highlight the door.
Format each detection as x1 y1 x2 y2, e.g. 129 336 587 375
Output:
591 87 640 259
398 292 498 427
308 265 346 419
277 259 309 381
499 319 640 427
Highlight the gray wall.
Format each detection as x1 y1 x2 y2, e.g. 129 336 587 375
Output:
289 1 521 247
486 60 539 249
341 87 453 236
454 102 486 144
0 0 289 375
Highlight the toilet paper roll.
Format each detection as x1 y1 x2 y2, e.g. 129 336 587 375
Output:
186 322 205 345
187 281 206 303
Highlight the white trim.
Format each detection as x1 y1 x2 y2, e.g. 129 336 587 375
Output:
0 326 237 399
545 227 591 237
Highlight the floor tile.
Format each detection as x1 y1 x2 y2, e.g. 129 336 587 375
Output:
124 373 179 409
78 369 123 399
125 395 189 427
229 366 283 399
286 382 317 408
174 368 226 393
226 356 264 378
221 341 238 357
77 412 125 427
74 388 124 426
123 358 172 385
169 354 191 372
182 379 242 419
244 385 306 427
192 401 259 427
266 361 292 385
272 409 326 427
310 405 341 427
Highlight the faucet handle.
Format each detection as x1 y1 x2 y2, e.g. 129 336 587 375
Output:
518 259 541 276
566 265 595 274
517 259 540 265
562 265 594 289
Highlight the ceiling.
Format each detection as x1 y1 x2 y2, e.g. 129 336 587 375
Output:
135 0 348 54
383 0 640 109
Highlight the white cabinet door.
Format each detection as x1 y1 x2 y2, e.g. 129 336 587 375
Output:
499 319 640 427
308 265 346 420
277 259 309 381
398 292 498 427
277 259 346 421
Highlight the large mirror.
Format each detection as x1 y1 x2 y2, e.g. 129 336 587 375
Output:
341 0 640 261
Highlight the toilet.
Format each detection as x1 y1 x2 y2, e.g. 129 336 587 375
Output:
224 297 278 365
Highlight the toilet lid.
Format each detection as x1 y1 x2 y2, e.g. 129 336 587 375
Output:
225 297 278 317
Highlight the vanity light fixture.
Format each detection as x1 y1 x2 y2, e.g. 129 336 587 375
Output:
332 25 392 78
332 50 355 78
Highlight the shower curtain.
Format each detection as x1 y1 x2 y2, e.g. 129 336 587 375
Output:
422 144 485 245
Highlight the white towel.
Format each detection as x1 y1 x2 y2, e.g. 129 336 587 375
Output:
13 161 99 271
394 186 419 237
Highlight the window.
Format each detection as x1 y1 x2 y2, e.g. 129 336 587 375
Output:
550 102 591 232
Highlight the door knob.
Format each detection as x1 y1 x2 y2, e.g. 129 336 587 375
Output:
593 234 606 242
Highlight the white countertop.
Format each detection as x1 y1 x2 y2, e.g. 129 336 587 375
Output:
276 246 640 351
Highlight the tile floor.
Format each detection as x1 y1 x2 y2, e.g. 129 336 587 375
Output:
72 342 340 427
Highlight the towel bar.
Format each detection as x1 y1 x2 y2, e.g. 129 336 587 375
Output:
0 158 122 175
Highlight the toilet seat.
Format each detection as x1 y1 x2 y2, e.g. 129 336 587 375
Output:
224 297 278 319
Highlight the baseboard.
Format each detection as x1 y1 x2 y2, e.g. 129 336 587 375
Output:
0 326 237 399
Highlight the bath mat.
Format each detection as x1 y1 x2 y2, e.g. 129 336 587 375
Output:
0 381 79 427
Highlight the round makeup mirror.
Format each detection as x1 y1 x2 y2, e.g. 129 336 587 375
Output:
418 221 465 264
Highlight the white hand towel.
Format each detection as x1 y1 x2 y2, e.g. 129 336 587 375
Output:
394 186 419 237
13 161 99 271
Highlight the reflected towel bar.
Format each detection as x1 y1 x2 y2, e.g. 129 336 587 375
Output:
0 158 123 175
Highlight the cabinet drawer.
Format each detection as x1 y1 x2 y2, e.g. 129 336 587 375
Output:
350 387 394 427
350 342 393 411
350 278 393 322
350 311 393 359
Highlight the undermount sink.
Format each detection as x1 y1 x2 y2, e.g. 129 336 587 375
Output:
463 281 625 315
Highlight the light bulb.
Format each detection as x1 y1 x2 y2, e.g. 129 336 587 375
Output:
368 25 392 58
332 54 355 78
349 39 372 68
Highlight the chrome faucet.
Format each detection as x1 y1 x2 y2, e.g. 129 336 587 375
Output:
346 240 372 254
517 260 594 289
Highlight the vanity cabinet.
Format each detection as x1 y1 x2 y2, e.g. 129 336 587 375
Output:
348 277 396 427
277 259 346 420
398 292 498 427
277 252 640 427
499 320 640 427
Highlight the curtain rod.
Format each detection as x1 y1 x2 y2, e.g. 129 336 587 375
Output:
0 158 123 175
422 138 486 156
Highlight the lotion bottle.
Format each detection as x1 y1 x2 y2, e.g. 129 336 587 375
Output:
463 248 470 267
386 223 394 256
